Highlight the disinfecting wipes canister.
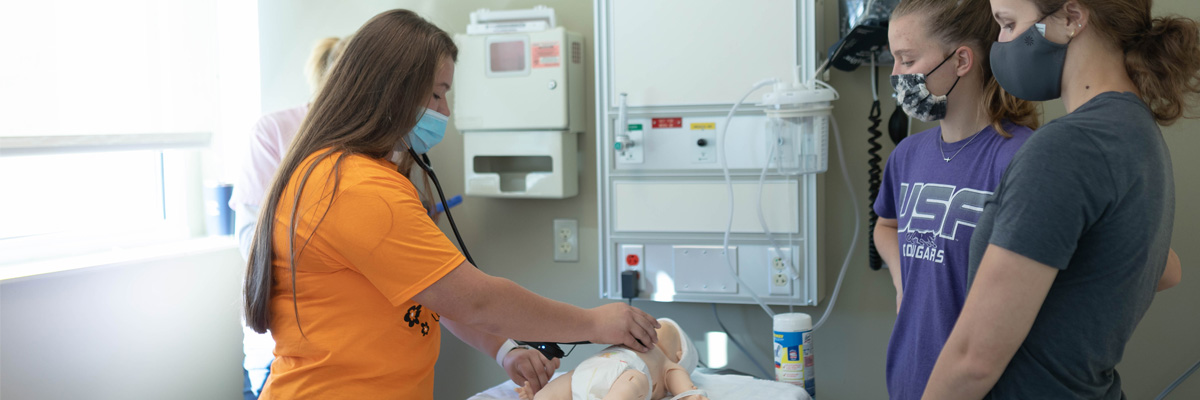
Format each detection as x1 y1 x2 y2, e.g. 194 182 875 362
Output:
774 313 815 398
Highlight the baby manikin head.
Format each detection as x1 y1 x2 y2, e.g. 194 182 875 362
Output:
655 318 698 373
656 322 683 361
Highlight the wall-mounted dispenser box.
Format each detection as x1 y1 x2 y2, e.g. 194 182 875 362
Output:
461 130 579 198
453 7 584 199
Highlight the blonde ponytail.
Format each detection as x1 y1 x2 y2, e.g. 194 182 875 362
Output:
981 78 1041 137
305 36 351 97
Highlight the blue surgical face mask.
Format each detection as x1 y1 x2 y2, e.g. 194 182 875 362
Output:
405 108 448 154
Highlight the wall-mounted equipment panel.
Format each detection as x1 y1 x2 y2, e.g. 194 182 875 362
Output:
596 0 826 306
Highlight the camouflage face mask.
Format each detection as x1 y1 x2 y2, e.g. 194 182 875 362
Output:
890 52 960 122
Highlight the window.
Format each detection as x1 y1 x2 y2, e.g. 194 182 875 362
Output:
0 0 259 267
490 40 528 73
486 36 531 77
0 150 196 265
1 151 167 240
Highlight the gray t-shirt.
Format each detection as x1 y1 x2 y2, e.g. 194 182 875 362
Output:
968 92 1175 399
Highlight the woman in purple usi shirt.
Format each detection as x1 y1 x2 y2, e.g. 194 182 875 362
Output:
875 0 1182 399
874 1 1037 398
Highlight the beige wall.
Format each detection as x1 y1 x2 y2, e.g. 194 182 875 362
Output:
258 0 1200 398
0 246 245 399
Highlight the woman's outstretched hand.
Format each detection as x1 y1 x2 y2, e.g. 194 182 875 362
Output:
586 303 660 353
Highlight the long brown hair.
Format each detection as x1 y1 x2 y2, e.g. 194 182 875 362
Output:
1032 0 1200 125
894 0 1042 136
243 9 458 335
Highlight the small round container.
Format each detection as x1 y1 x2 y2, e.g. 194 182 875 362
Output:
774 313 815 398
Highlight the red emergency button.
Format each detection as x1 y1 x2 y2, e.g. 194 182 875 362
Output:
626 254 640 266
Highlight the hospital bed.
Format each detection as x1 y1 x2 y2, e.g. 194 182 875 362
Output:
469 370 813 400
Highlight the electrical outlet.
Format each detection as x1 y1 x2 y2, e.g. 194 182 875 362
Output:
553 219 579 262
768 248 792 295
768 248 793 273
769 272 791 295
619 244 644 272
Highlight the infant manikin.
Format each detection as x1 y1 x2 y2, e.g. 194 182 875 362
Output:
516 318 708 400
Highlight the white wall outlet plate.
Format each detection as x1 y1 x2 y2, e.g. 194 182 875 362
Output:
767 247 792 295
553 218 579 262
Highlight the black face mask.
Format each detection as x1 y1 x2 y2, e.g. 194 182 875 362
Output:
990 16 1072 101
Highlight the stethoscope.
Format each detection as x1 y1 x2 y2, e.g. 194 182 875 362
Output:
406 147 475 266
406 147 586 360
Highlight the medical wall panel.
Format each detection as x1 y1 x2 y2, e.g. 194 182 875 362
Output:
596 0 825 306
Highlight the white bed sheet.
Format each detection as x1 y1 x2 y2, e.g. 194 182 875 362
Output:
467 371 813 400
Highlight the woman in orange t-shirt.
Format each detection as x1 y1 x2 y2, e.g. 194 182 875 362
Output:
241 9 660 400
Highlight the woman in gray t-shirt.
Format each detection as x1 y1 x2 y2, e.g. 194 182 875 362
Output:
921 0 1197 398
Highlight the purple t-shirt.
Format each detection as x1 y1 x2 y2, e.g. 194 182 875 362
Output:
873 122 1032 400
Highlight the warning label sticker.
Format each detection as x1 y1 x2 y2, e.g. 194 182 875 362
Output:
690 122 716 130
532 42 561 68
652 117 683 129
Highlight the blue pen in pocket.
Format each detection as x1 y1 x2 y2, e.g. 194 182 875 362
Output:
431 194 463 215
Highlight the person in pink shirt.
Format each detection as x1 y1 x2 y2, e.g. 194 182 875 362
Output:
230 35 348 399
230 36 346 258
